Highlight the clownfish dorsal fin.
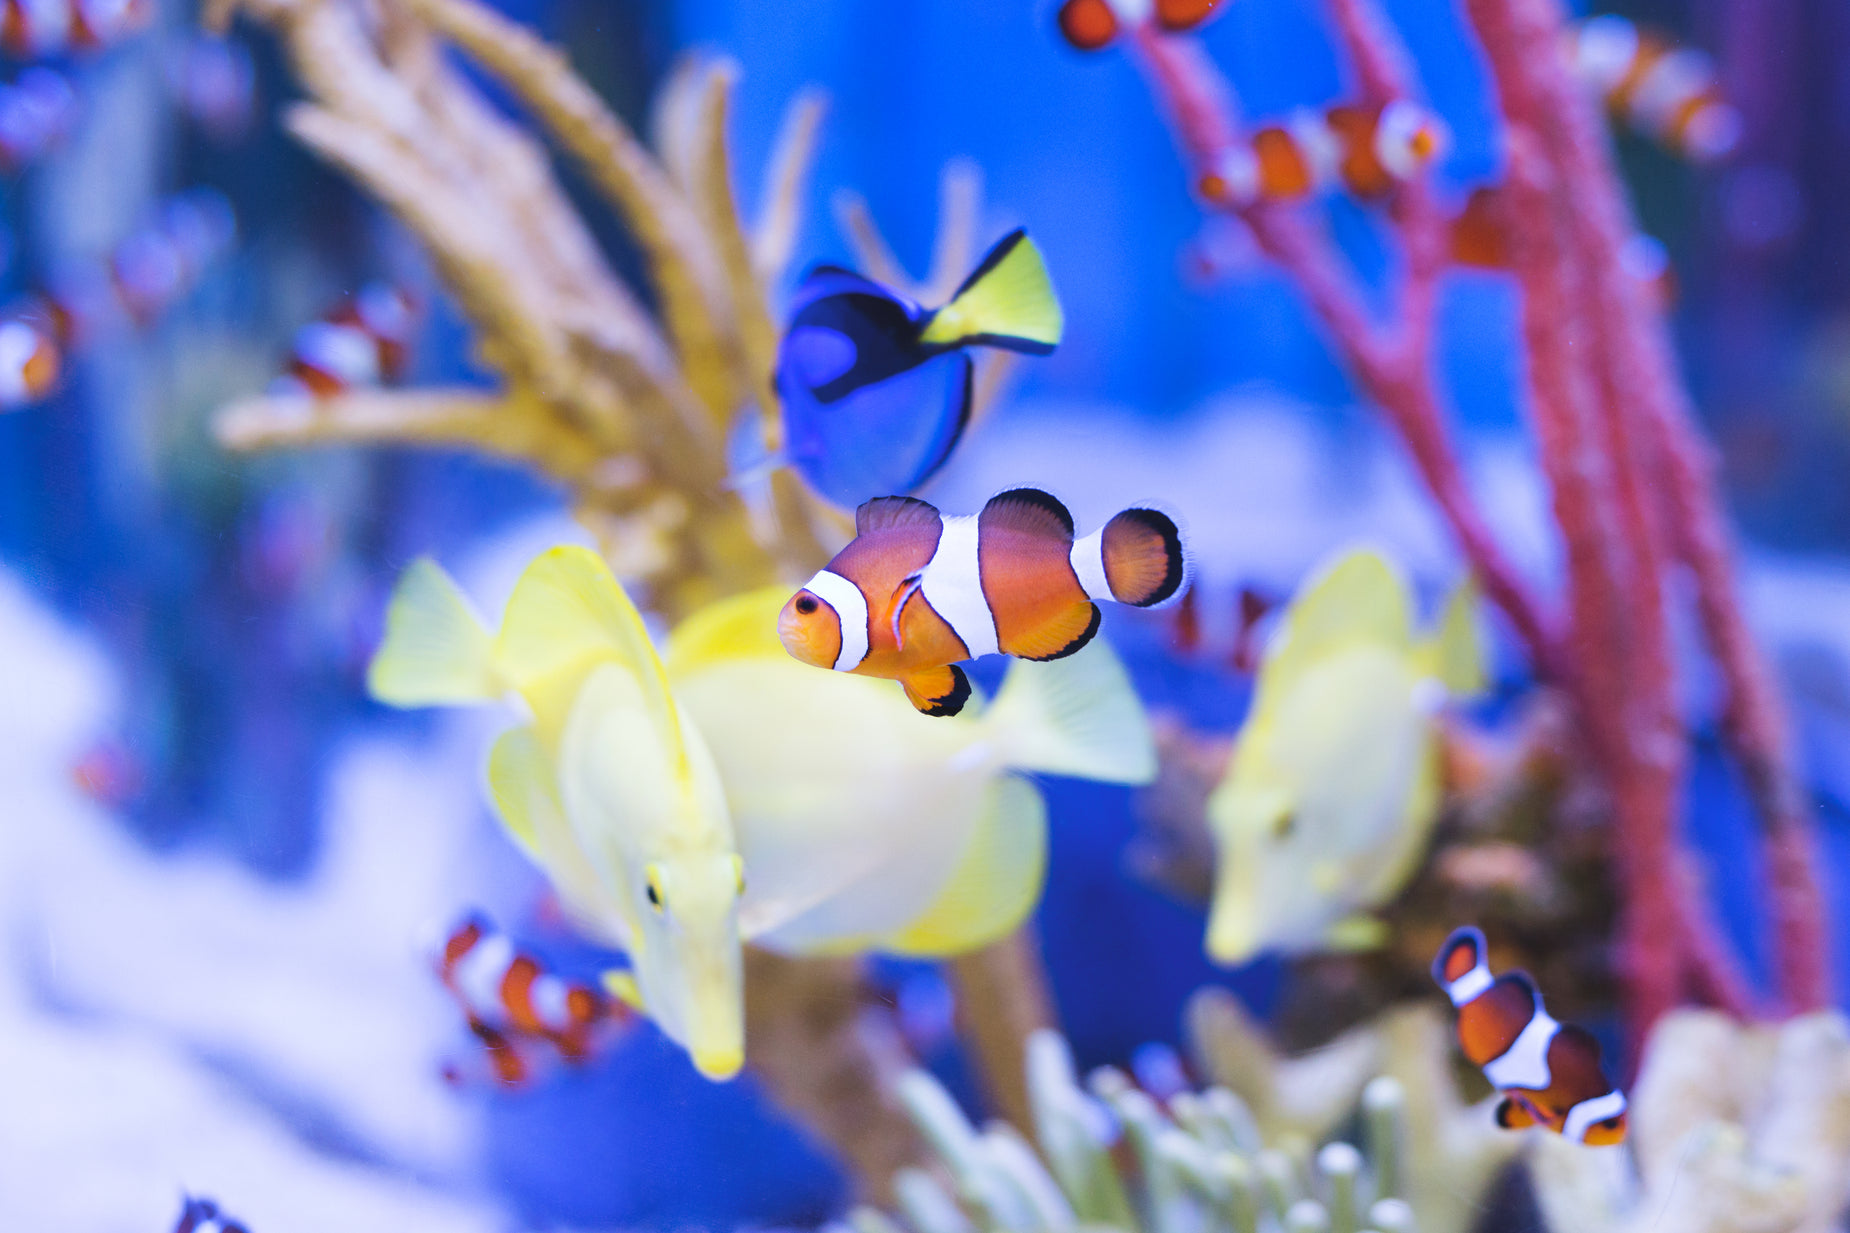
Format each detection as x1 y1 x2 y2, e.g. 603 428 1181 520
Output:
980 486 1077 543
856 494 940 536
1433 924 1491 995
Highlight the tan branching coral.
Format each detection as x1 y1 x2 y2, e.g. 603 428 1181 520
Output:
1530 1010 1850 1233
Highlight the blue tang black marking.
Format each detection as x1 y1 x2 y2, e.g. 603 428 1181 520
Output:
774 228 1064 508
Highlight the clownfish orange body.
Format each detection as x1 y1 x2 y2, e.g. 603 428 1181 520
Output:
1569 15 1739 163
1056 0 1221 53
1433 926 1629 1145
1197 101 1447 208
780 488 1186 717
435 914 628 1082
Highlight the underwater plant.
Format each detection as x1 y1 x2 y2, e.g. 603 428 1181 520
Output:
1084 0 1828 1035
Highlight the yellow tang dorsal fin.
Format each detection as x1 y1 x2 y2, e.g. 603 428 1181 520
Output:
495 546 684 761
883 775 1049 957
665 586 791 678
1414 573 1486 697
1262 548 1411 695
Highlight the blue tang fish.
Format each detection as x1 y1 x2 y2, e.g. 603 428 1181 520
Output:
775 228 1064 508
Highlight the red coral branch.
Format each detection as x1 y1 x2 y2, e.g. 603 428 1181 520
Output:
1117 0 1831 1031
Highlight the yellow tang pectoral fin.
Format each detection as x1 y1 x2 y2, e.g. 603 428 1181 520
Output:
488 724 627 946
367 557 500 707
602 969 646 1012
664 586 792 676
884 775 1049 957
1323 913 1389 952
902 664 973 718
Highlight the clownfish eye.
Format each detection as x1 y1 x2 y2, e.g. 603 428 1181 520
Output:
795 595 819 616
644 867 665 913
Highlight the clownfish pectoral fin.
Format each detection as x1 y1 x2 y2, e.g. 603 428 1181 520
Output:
367 557 501 707
901 664 972 717
917 229 1064 355
1495 1096 1541 1130
884 775 1048 956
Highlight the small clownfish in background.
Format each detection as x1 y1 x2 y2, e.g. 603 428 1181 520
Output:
774 228 1062 509
1 0 151 58
779 488 1186 717
0 310 59 409
171 1196 250 1233
109 188 237 326
434 913 632 1085
1568 15 1739 163
1433 925 1629 1146
1447 186 1677 311
1056 0 1222 53
1196 101 1447 209
269 282 420 398
0 67 74 173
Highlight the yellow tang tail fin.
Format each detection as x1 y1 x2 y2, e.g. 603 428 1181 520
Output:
985 638 1156 785
1417 574 1485 697
366 557 500 707
916 228 1064 355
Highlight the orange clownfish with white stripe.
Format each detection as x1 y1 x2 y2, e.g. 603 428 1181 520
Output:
435 914 631 1085
1433 925 1629 1146
1197 101 1447 208
1056 0 1222 53
1569 15 1740 163
780 488 1186 717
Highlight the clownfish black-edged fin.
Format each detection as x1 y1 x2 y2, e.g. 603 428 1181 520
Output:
857 494 941 535
982 486 1076 541
1102 508 1187 607
1009 601 1101 662
1433 924 1489 987
903 664 972 717
917 229 1064 355
1495 1096 1540 1130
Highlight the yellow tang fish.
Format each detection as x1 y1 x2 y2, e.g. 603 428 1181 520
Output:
666 587 1157 957
367 547 746 1081
1206 547 1482 965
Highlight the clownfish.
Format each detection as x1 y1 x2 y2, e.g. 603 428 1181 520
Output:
0 311 59 408
270 282 419 398
0 67 74 173
1448 186 1677 310
171 1196 250 1233
1056 0 1221 53
1433 925 1629 1145
775 228 1062 509
1197 101 1447 208
779 488 1186 717
435 913 629 1071
109 189 237 326
1569 15 1739 163
2 0 150 58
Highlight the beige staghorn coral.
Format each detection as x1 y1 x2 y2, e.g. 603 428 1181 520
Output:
849 1026 1433 1233
1530 1010 1850 1233
1186 990 1519 1233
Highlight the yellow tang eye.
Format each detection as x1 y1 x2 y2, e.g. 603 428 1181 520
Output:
644 866 665 914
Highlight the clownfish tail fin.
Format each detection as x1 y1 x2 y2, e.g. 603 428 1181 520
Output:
1072 508 1187 608
367 557 501 707
986 636 1156 785
917 228 1064 355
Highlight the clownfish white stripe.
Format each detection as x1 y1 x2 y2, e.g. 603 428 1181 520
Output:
1070 528 1114 603
1443 963 1494 1007
1375 100 1428 182
1286 108 1342 192
455 930 516 1018
1482 1008 1560 1091
531 973 572 1031
803 569 870 672
297 321 382 386
1628 49 1713 137
921 514 1000 659
1563 1088 1628 1144
1104 0 1151 21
